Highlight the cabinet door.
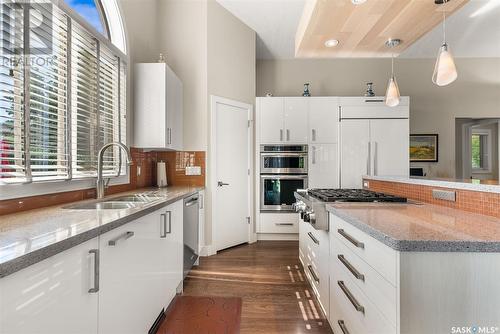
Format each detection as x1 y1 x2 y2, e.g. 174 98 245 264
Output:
166 66 183 151
309 98 339 143
0 239 99 334
340 120 370 188
163 200 184 305
134 63 167 148
284 98 309 143
309 144 339 188
99 212 166 334
370 119 409 177
259 97 284 144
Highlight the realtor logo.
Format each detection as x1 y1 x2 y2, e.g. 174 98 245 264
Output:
1 0 53 56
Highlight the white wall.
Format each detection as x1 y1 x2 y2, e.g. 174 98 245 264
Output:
257 58 500 178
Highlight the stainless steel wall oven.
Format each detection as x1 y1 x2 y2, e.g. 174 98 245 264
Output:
260 145 308 212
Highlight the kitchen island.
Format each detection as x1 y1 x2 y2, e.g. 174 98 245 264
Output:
325 202 500 334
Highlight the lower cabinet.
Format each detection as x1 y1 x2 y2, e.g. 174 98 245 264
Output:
98 200 183 334
0 238 99 334
0 198 186 334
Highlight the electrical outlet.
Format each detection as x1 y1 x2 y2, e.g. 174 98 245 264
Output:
137 166 141 176
185 166 201 176
432 189 456 202
363 181 370 188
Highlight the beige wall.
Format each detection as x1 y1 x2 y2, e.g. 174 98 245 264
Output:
118 0 160 144
257 58 500 178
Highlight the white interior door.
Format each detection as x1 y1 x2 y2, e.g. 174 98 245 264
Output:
212 97 251 251
370 119 409 177
340 120 370 188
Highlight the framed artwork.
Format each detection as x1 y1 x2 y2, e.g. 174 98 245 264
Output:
410 134 439 162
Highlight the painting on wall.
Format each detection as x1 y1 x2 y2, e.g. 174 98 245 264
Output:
410 134 439 162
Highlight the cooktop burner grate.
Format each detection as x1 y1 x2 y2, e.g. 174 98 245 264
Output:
307 189 407 203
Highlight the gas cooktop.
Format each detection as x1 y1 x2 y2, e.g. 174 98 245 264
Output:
307 189 407 203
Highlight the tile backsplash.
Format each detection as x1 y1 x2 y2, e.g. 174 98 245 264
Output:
365 179 500 219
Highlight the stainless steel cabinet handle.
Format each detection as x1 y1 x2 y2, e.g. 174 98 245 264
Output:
307 232 319 245
312 129 316 142
338 320 350 334
160 213 167 238
275 223 294 226
312 146 316 164
88 249 100 293
367 142 371 175
167 128 171 145
338 229 365 249
108 231 135 246
307 265 320 283
286 129 290 141
199 194 204 209
280 129 283 141
338 254 365 281
166 211 172 234
373 141 378 176
338 280 364 313
170 128 173 144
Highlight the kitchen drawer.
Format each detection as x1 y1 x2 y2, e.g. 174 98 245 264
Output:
260 213 299 234
330 213 398 286
330 261 396 334
305 256 329 318
332 235 397 326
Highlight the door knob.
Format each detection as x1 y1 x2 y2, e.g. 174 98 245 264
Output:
217 181 229 187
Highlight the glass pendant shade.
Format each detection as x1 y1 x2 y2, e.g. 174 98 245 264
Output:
385 75 400 107
432 43 458 86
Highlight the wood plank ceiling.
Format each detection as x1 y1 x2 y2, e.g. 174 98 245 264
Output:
295 0 469 58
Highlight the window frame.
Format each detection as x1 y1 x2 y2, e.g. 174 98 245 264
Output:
0 0 129 200
471 129 492 174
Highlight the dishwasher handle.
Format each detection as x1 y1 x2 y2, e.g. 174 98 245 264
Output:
185 196 199 207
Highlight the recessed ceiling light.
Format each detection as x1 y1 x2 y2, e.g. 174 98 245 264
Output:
324 39 339 47
351 0 367 4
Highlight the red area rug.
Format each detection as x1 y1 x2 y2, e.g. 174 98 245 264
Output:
157 296 242 334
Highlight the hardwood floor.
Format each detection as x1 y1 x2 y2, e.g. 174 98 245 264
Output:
183 241 333 334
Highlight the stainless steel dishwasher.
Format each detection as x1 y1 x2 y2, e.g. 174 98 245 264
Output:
183 193 199 278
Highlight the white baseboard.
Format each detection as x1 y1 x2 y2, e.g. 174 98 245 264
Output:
257 233 299 241
199 244 216 257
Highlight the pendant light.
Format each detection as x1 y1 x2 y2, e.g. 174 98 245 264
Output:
385 39 401 107
432 3 458 86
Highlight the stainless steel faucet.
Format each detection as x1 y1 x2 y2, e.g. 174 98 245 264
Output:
96 142 132 199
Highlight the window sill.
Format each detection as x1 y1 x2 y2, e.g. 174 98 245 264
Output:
0 175 130 201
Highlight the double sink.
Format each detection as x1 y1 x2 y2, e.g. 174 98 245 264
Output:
64 193 164 210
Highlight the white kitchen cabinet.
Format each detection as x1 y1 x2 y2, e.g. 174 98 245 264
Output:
309 144 339 188
0 239 99 334
258 97 308 144
340 118 409 189
284 98 309 143
370 119 409 178
340 120 371 189
134 63 183 150
98 202 183 334
259 97 284 144
309 97 339 143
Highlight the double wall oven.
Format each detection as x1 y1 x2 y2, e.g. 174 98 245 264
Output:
260 145 308 211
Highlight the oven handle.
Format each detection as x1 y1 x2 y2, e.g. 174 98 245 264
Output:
260 175 308 180
260 153 308 157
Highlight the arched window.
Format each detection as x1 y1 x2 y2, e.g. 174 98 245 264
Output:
64 0 127 53
0 0 128 195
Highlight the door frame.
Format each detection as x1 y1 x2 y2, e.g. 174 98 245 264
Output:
210 95 255 253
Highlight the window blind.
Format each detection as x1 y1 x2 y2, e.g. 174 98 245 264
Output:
0 1 127 185
29 4 69 181
0 1 25 183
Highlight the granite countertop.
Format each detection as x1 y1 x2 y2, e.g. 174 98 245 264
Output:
327 202 500 252
0 186 204 278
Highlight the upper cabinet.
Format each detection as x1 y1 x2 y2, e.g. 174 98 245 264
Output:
258 97 340 145
259 97 309 144
309 97 339 143
134 63 183 150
